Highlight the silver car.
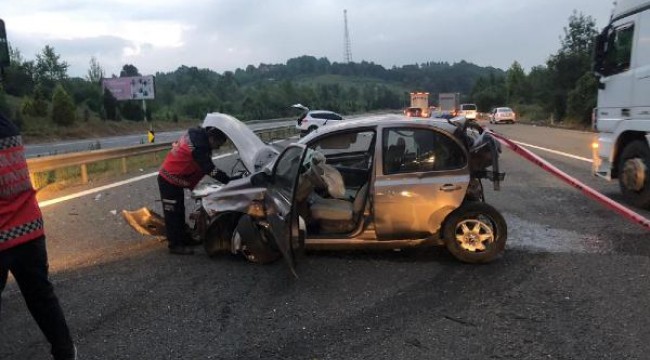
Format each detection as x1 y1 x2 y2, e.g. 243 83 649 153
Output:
189 113 507 274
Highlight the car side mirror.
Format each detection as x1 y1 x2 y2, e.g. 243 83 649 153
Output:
598 79 606 90
251 171 272 187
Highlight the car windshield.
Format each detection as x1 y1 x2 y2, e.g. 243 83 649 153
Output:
462 105 477 110
498 108 512 112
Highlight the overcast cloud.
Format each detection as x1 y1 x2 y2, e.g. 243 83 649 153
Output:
3 0 615 77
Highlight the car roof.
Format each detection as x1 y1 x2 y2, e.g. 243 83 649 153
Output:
298 114 458 142
308 110 339 114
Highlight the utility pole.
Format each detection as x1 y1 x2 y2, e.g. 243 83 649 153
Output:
343 9 352 63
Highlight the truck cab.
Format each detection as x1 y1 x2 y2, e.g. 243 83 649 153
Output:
592 0 650 208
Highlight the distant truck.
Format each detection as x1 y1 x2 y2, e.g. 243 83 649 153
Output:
439 93 460 117
592 0 650 208
405 92 430 118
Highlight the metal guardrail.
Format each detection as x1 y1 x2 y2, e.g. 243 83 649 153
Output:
27 125 297 185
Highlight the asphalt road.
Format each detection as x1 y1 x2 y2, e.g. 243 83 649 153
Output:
2 121 649 359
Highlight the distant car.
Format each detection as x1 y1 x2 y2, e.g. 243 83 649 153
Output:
292 104 344 136
489 107 516 124
459 104 478 120
404 107 424 118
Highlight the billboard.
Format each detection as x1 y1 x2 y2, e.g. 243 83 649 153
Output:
102 75 155 101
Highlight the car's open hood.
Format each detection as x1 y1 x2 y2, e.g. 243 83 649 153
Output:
202 113 279 172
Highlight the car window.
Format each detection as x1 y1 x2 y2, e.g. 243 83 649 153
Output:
382 128 466 174
310 112 326 120
310 130 375 158
272 146 305 198
461 104 477 111
330 113 343 120
498 108 512 113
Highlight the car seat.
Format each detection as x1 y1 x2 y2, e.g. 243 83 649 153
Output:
384 137 406 173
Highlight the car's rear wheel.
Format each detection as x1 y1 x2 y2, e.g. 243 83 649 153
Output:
308 125 318 133
442 202 507 263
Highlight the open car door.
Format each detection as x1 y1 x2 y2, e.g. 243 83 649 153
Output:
264 144 308 276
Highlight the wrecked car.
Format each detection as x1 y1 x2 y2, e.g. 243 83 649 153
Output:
186 112 507 273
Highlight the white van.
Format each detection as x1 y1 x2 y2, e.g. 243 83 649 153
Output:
459 104 478 120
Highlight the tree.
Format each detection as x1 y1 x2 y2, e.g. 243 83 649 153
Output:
546 11 598 121
51 84 76 126
120 64 140 77
505 61 527 104
86 56 105 84
566 72 598 123
22 83 49 117
103 89 118 121
34 45 69 94
0 85 9 117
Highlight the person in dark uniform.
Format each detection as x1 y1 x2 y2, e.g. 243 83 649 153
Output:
0 113 77 359
158 124 232 255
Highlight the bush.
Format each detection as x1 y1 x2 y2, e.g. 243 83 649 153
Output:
51 84 76 126
0 87 9 117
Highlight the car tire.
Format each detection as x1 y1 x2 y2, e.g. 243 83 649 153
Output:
307 125 318 134
618 140 650 208
204 213 241 257
442 202 507 264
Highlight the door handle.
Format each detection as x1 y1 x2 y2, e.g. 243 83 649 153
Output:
622 108 630 117
440 184 461 192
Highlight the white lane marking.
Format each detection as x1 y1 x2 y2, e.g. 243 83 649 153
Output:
38 152 235 208
512 140 592 163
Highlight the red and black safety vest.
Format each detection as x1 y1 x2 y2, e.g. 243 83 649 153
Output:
0 115 44 252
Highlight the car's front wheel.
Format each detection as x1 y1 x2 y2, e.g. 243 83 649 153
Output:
204 213 241 257
442 202 507 263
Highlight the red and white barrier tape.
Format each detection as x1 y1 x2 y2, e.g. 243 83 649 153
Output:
486 129 650 231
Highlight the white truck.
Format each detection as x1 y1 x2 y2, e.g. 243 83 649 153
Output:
439 93 460 117
592 0 650 208
405 92 430 118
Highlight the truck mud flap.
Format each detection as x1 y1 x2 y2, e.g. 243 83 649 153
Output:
122 207 166 236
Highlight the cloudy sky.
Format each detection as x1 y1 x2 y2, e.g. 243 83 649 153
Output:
4 0 615 77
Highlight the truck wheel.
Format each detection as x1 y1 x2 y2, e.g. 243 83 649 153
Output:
618 140 650 208
442 202 507 264
204 214 241 257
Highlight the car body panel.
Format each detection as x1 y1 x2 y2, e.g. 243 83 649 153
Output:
202 113 279 172
372 122 470 238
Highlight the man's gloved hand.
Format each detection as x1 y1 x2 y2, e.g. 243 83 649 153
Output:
209 168 231 184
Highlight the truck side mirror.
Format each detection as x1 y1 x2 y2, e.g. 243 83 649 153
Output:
593 27 609 77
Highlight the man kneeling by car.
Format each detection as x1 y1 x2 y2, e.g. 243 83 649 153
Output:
158 124 232 255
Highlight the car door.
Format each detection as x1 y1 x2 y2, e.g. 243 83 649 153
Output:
373 125 470 239
264 144 308 276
